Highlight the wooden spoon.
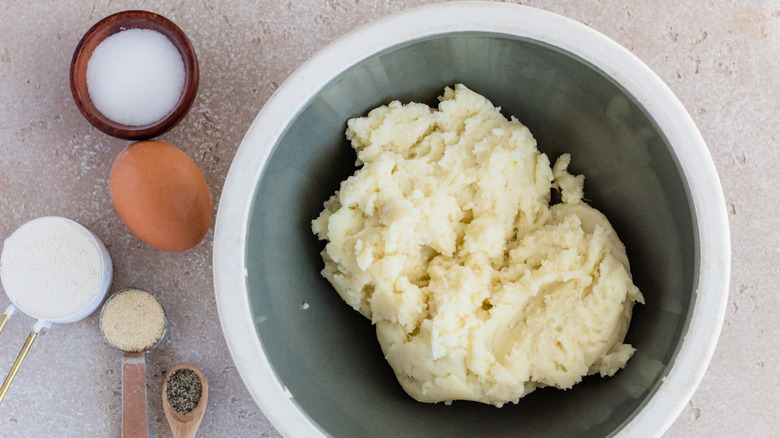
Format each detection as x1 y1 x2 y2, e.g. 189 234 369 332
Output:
162 364 208 438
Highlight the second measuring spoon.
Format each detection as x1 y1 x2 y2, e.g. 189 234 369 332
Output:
100 288 167 438
0 216 112 404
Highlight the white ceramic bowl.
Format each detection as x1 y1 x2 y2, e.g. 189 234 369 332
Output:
214 3 730 437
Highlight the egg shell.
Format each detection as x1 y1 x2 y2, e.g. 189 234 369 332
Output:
110 140 212 251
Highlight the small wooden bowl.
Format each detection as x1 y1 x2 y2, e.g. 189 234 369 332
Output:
70 10 199 140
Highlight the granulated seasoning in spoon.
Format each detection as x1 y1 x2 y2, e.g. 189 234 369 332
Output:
101 289 165 353
166 368 202 414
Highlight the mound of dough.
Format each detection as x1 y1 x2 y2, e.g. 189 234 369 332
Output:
312 84 644 407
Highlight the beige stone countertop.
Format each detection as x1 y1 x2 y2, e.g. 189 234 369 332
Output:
1 0 777 437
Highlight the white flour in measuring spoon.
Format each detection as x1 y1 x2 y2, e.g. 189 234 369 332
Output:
1 217 105 320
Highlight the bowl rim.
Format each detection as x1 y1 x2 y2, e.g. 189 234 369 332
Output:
213 2 731 437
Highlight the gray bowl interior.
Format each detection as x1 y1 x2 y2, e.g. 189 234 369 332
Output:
245 32 695 437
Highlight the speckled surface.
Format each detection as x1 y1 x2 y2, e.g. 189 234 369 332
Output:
0 1 777 437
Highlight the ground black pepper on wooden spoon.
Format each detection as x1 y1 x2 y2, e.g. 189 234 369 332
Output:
166 368 202 414
162 364 209 438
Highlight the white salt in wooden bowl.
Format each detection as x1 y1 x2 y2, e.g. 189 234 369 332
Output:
69 10 199 140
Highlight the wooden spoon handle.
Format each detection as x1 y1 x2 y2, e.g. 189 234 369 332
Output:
122 354 149 438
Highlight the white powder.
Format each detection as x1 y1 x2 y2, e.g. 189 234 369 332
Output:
86 28 185 126
1 217 104 320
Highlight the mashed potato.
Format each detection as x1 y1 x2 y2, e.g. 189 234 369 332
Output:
312 84 644 407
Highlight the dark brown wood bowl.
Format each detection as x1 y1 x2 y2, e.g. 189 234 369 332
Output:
70 10 199 140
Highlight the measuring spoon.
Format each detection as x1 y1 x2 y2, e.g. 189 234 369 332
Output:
0 216 112 403
100 288 167 438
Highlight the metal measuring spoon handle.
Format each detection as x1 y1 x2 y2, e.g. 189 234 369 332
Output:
0 304 16 336
123 352 150 438
0 319 50 404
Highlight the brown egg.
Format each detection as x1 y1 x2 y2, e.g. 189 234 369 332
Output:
110 140 212 251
